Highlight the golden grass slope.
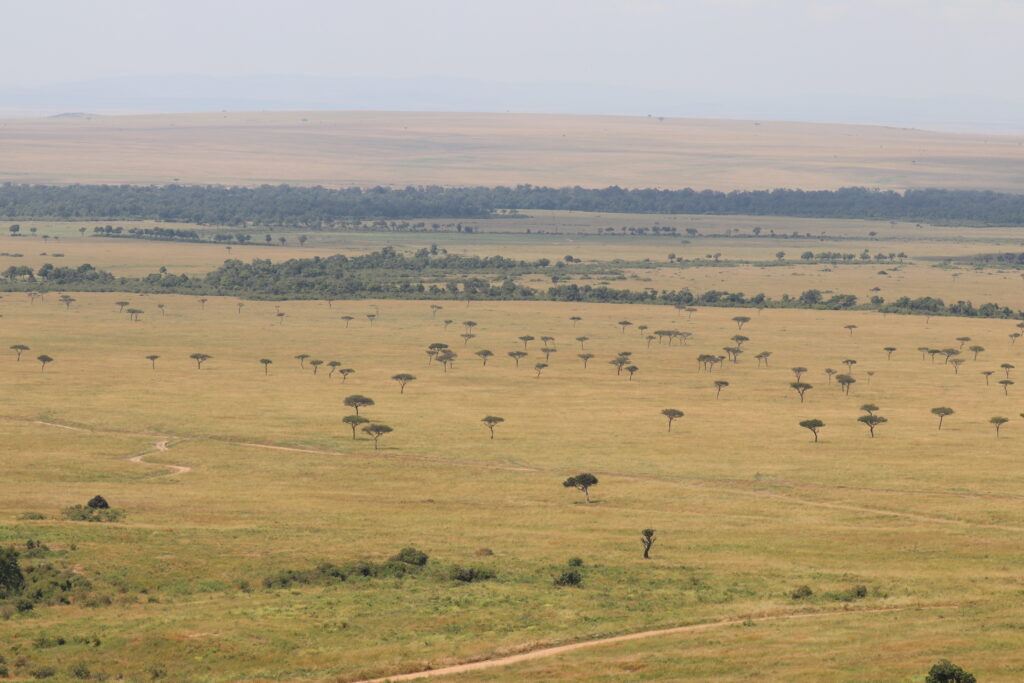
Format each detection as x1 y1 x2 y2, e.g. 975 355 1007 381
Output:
1 110 1023 191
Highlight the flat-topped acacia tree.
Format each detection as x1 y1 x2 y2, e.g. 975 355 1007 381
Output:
800 419 825 442
791 367 807 381
540 347 556 361
824 368 837 383
950 358 966 374
569 316 582 327
327 361 341 377
189 353 211 370
858 414 887 437
343 395 374 415
361 423 393 449
10 344 28 361
518 335 535 349
956 336 971 349
295 354 310 369
931 407 954 430
563 473 598 503
578 353 594 368
508 350 527 368
625 365 639 380
981 370 994 385
1001 363 1014 378
884 347 897 360
430 304 443 318
475 349 494 366
146 355 159 370
999 379 1014 395
338 368 355 383
618 320 632 334
836 374 856 395
260 358 272 375
481 415 504 439
340 316 354 328
309 359 324 375
732 316 750 330
198 298 208 309
969 345 985 360
37 354 53 373
860 404 879 415
844 324 858 335
443 319 453 330
990 416 1009 438
662 408 684 432
714 380 729 399
391 373 416 393
115 300 129 312
534 362 548 378
343 414 368 440
460 333 476 346
790 382 812 402
576 336 589 350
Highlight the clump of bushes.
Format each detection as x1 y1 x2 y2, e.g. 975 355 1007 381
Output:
791 585 813 600
389 547 429 566
926 659 976 683
61 506 124 523
17 513 46 521
262 547 430 589
567 557 584 567
449 566 495 583
554 569 583 587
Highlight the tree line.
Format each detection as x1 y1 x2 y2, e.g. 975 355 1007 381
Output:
2 183 1024 225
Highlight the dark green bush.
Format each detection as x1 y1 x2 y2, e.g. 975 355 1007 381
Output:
566 557 584 567
0 547 24 598
17 513 46 521
29 666 56 679
926 659 976 683
449 566 496 583
554 569 583 587
70 662 91 679
61 506 124 522
86 495 109 509
791 585 813 599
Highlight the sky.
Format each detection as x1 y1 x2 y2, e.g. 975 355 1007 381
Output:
1 0 1022 127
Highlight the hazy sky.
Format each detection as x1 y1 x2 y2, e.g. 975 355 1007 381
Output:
1 0 1020 98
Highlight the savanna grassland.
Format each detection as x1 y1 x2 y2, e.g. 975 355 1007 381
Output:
4 273 1024 680
2 111 1024 191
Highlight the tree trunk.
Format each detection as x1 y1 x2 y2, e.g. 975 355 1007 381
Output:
583 487 590 503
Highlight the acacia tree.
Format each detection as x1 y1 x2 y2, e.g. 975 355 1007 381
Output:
237 302 244 314
309 359 324 375
569 316 582 327
844 324 857 336
1000 379 1014 395
714 380 729 399
340 315 354 328
790 382 812 402
931 407 954 430
338 368 355 383
645 334 656 349
1001 363 1014 378
609 356 628 375
578 353 594 368
732 316 750 330
475 349 494 366
990 416 1009 438
460 333 476 347
59 295 75 310
641 529 656 559
481 415 504 439
981 370 994 385
534 362 548 378
731 334 749 348
343 414 369 439
37 354 54 372
662 408 684 432
430 304 443 318
825 368 837 384
792 367 807 381
190 353 211 369
618 320 633 334
518 335 535 349
861 403 879 415
968 345 985 360
146 354 160 370
260 358 273 375
562 473 598 503
755 351 772 368
956 336 971 349
443 319 454 330
625 365 639 380
295 353 310 369
10 344 28 361
362 423 393 449
800 419 825 442
344 395 374 415
836 374 856 395
842 359 857 373
576 336 589 350
392 373 416 393
858 414 887 437
327 360 341 377
508 350 528 367
540 346 556 361
437 350 457 372
198 298 208 310
157 303 165 316
115 300 129 313
950 358 966 374
884 347 897 360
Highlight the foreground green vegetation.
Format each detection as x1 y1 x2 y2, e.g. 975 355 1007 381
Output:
3 292 1024 680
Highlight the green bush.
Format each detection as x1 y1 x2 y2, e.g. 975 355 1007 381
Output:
449 566 496 583
86 495 110 509
69 662 91 679
925 660 976 683
389 547 429 566
17 513 46 521
0 547 24 598
791 585 813 600
61 505 124 522
29 667 56 679
566 557 584 567
554 569 583 587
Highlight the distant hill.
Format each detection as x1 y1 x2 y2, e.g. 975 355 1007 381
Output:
0 110 1021 192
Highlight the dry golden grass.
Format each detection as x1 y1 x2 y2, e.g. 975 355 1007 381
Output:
3 291 1024 680
1 110 1023 191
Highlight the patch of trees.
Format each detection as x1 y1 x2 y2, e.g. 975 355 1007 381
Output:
3 183 1024 224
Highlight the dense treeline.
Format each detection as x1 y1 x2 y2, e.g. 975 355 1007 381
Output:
2 249 1020 320
2 183 1024 225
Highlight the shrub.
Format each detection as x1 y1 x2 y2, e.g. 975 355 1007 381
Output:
16 598 34 612
61 506 124 522
0 547 25 598
389 547 429 566
474 548 494 557
925 659 976 683
29 666 56 679
70 662 91 679
17 513 46 521
449 566 496 583
791 585 813 599
567 557 584 567
86 495 110 509
554 569 583 587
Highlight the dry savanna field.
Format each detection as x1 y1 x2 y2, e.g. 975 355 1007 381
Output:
3 261 1024 679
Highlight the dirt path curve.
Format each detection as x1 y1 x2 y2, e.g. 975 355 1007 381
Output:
12 417 1024 531
355 604 952 682
26 419 191 476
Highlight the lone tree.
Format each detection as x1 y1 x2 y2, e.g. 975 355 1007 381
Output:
792 367 807 381
361 423 393 449
327 360 341 376
343 414 369 439
925 659 976 683
732 315 750 329
625 365 639 380
534 362 548 378
260 358 273 375
968 344 985 360
475 349 494 366
931 407 954 430
836 374 856 395
392 373 416 393
858 414 887 438
618 320 633 334
662 408 684 432
578 353 594 368
990 416 1009 437
430 304 443 318
190 353 211 370
344 395 375 415
883 346 897 360
10 344 28 361
295 353 310 369
146 354 160 370
1001 363 1014 378
640 528 656 559
569 316 582 327
338 368 355 383
799 419 825 442
37 354 54 372
309 359 324 375
481 415 505 439
198 297 208 309
563 473 598 503
950 358 966 374
508 350 528 368
824 368 837 383
518 335 535 349
0 546 25 596
115 300 129 313
576 336 589 350
956 336 971 350
790 382 813 402
999 379 1014 395
844 324 858 336
981 370 995 385
340 315 354 328
713 380 729 399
